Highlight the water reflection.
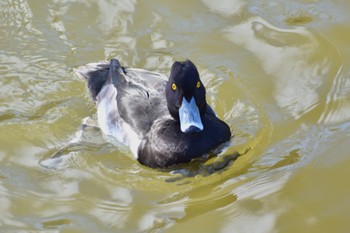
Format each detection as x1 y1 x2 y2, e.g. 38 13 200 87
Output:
2 0 350 232
224 17 332 120
0 0 41 36
202 0 246 17
319 68 350 124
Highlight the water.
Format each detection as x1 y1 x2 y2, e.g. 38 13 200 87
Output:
1 0 350 232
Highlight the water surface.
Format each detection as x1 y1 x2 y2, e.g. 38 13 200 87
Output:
1 0 350 232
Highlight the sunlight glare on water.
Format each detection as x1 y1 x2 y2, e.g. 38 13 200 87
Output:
1 0 350 232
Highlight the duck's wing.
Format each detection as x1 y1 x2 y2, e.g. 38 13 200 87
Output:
74 59 129 101
74 60 168 100
75 59 168 138
116 66 168 138
123 67 168 93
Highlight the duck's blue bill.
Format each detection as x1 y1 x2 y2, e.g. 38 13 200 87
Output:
179 96 204 133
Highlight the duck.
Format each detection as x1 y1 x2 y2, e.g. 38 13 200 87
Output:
75 59 231 168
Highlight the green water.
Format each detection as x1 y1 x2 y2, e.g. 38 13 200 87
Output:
1 0 350 232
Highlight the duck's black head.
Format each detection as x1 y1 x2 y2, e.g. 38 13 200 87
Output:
166 60 207 134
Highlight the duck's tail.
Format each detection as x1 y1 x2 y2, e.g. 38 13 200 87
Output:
74 59 125 101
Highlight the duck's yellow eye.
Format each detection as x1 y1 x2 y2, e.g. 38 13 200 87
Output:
172 83 177 91
196 81 201 88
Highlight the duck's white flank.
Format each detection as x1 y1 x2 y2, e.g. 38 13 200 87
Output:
96 83 141 158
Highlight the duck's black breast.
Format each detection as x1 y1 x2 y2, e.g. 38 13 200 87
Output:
137 114 231 168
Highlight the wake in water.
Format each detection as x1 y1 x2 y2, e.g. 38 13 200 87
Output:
39 115 241 177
